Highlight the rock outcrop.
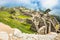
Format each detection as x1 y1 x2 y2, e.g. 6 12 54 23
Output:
0 22 59 40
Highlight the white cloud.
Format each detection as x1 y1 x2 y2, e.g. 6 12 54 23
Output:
0 1 6 5
14 0 38 9
0 0 58 10
0 0 36 8
40 0 58 9
0 0 9 6
15 0 31 4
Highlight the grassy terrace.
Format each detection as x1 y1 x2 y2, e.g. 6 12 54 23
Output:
17 14 30 19
0 11 35 34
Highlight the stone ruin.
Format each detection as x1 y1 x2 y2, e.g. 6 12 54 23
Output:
30 9 60 35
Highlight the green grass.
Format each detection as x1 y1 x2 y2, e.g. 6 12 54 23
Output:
17 14 31 19
0 11 35 34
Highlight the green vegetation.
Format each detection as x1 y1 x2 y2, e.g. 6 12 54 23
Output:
0 7 60 34
17 14 30 19
0 10 35 34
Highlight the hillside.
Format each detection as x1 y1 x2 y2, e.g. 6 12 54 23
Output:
0 7 60 34
0 7 36 34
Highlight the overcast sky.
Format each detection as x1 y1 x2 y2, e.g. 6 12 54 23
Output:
0 0 60 15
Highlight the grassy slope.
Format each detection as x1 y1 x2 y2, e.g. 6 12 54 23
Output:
0 11 35 34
